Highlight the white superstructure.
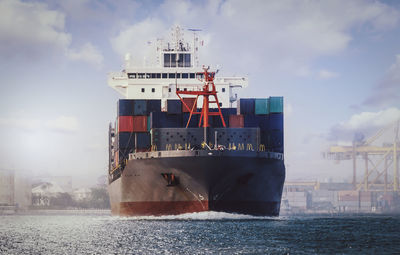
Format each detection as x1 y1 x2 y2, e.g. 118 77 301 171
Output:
108 26 248 109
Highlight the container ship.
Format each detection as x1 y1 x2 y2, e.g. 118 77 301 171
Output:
107 26 285 216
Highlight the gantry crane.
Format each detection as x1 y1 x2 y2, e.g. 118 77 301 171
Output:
325 119 399 192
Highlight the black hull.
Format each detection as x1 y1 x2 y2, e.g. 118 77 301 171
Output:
108 151 285 216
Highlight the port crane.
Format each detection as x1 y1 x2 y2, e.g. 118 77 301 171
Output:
325 120 400 192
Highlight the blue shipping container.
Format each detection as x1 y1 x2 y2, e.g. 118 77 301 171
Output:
239 98 255 114
136 132 151 149
269 129 283 153
183 113 199 127
167 99 182 114
268 113 283 130
150 112 183 128
118 99 134 116
118 132 135 149
147 100 161 113
133 100 147 115
244 114 268 130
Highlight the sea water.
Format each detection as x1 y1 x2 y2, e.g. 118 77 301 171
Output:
1 212 399 254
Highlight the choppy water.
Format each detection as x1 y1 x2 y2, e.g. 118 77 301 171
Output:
1 212 400 254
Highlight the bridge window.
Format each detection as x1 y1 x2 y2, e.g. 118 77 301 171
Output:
164 54 170 67
163 53 191 67
138 73 145 79
162 73 167 79
171 54 176 67
184 54 191 67
178 54 183 67
222 88 225 92
182 73 188 79
176 73 181 79
146 73 151 79
190 73 195 79
156 73 161 78
152 88 155 93
128 73 136 79
169 73 175 79
141 88 145 92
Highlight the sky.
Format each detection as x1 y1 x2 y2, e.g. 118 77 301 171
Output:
0 0 399 186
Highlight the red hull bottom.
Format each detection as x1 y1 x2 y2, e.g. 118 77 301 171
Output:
117 201 209 216
114 201 280 216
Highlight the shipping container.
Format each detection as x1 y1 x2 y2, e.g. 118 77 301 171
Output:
229 115 244 128
244 114 268 130
118 99 134 116
118 116 133 132
150 112 183 128
167 99 182 114
210 115 227 128
210 128 259 149
133 100 147 115
183 113 199 128
151 128 204 150
146 99 161 113
118 132 135 149
239 98 255 114
269 129 284 153
182 98 197 112
268 113 283 130
136 132 151 150
132 116 148 132
255 98 269 115
269 97 283 113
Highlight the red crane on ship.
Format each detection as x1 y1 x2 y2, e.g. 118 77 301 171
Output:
176 66 226 128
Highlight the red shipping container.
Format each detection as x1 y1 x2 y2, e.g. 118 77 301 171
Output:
182 98 197 112
229 114 244 128
132 116 148 132
118 116 133 132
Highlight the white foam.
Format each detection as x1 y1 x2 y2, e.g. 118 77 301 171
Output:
108 211 285 221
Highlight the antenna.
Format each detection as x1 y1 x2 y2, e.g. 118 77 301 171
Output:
188 28 202 67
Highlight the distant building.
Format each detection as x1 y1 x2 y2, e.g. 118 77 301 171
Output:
0 169 32 210
72 188 92 201
32 182 64 206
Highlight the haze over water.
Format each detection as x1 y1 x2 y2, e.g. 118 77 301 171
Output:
1 212 400 254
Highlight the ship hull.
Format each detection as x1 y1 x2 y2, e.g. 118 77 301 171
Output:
108 152 285 216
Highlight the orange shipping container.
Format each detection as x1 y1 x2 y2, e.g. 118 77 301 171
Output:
182 98 197 112
118 116 133 132
132 116 148 132
229 114 244 128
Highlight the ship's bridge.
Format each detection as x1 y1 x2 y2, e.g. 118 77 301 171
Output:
108 26 248 108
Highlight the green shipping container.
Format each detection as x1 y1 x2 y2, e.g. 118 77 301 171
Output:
255 98 269 115
269 97 283 113
147 116 151 131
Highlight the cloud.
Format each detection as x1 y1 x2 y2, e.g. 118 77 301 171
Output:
317 70 339 79
67 42 104 67
0 0 71 57
0 0 104 67
44 116 79 133
328 107 400 141
110 0 400 76
111 18 168 66
0 115 79 133
363 54 400 107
